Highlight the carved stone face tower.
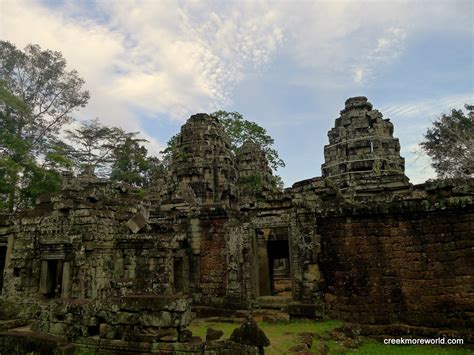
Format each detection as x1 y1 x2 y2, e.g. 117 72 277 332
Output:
171 113 237 205
322 97 410 197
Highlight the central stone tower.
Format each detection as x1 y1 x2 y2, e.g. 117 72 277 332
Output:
321 96 410 198
171 113 237 205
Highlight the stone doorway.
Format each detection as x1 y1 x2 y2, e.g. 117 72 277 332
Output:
256 227 293 298
173 251 189 294
174 258 184 292
39 259 62 298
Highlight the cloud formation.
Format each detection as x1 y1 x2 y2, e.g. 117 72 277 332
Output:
3 0 470 120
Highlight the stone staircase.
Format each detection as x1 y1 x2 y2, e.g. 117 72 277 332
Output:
255 296 292 310
253 296 292 322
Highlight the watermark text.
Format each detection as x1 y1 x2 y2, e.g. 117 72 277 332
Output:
384 337 463 345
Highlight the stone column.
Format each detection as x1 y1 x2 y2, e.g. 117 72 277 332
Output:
61 262 71 298
39 260 49 294
4 235 15 271
258 241 271 296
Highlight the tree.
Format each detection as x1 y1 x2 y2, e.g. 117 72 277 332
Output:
0 41 89 211
212 111 285 171
161 111 285 172
65 119 163 185
65 119 138 176
0 81 73 212
0 81 30 211
0 41 89 149
111 137 165 187
420 104 474 178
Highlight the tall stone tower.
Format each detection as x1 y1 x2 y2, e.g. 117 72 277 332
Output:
236 140 275 202
321 97 410 198
171 113 237 205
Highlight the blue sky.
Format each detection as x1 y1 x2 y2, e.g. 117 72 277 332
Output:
1 0 473 185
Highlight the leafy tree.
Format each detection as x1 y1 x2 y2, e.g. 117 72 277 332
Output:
65 119 139 176
212 111 285 171
161 133 180 167
161 111 285 172
0 82 69 211
0 41 89 149
111 137 165 187
65 119 164 185
0 82 28 211
420 104 474 178
0 41 89 211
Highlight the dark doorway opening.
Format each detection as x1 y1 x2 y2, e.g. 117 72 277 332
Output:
174 258 184 292
267 240 291 296
46 260 58 298
40 259 62 298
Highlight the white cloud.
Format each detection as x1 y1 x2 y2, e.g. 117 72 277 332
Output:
1 0 286 129
382 93 473 120
403 144 437 185
91 0 287 118
351 27 407 84
2 0 470 125
280 0 472 87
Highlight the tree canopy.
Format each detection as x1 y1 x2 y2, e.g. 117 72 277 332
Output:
64 118 163 186
420 104 474 179
213 111 285 171
0 41 90 211
65 118 138 176
0 40 90 150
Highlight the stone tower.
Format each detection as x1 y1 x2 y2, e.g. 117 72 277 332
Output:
171 113 237 205
321 97 410 197
236 140 274 202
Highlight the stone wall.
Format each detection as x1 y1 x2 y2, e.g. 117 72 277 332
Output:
318 179 474 333
198 210 229 304
33 295 192 343
2 172 189 301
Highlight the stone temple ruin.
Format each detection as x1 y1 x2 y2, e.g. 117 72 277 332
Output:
0 97 472 353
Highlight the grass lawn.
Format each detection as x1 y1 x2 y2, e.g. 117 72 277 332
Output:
353 340 470 355
187 318 471 355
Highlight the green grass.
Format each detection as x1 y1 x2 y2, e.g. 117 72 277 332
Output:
187 318 472 355
187 318 343 354
259 319 341 354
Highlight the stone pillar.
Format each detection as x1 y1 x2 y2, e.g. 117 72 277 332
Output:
4 235 15 273
61 262 71 298
258 241 271 296
39 260 49 294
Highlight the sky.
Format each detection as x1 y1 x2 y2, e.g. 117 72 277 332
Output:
1 0 473 186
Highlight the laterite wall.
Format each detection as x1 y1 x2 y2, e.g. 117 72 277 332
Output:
319 199 474 331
